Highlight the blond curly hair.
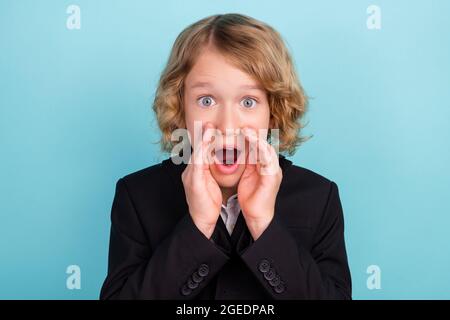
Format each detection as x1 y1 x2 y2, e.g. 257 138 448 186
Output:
152 13 310 156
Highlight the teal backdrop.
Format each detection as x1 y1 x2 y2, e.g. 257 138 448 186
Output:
1 0 449 299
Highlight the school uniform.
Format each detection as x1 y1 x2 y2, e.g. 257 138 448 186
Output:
99 154 352 299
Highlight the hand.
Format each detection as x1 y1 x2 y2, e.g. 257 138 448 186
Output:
237 127 283 240
181 122 222 239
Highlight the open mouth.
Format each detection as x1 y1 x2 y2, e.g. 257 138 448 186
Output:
214 147 242 166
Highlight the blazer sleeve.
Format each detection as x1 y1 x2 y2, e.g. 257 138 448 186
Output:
239 181 352 299
100 178 230 299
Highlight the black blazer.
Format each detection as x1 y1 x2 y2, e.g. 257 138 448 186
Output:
100 155 351 300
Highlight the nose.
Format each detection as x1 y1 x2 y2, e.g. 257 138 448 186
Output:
215 103 241 139
212 105 242 151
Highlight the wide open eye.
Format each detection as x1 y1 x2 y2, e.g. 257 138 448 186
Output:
241 97 257 109
197 96 216 108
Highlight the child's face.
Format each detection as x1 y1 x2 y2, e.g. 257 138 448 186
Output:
183 46 271 190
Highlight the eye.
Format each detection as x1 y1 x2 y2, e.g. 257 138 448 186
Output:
241 97 257 109
197 96 216 108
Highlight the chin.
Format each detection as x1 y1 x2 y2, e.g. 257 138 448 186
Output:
210 163 245 189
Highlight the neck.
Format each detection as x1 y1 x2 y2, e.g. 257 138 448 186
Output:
221 186 237 206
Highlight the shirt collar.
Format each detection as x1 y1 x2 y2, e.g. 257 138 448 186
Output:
222 193 239 210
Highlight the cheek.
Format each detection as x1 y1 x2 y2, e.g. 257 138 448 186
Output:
184 104 214 143
244 106 271 129
184 102 213 123
261 103 271 123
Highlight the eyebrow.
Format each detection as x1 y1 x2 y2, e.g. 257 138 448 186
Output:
188 82 264 91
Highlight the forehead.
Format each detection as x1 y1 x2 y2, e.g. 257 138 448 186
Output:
185 47 263 92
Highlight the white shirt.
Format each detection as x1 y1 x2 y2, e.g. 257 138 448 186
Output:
220 193 241 235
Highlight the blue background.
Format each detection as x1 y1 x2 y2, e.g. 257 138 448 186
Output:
1 0 449 299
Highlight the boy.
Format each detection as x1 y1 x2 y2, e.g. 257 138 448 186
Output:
100 13 351 300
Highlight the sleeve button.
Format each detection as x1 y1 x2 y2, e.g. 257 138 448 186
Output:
264 268 276 281
258 259 271 273
274 282 285 294
198 264 209 277
269 275 281 287
192 271 203 283
187 278 199 289
180 284 192 296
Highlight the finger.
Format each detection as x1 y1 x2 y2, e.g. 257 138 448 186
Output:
203 124 217 167
257 138 272 167
211 129 225 166
258 139 279 176
242 127 258 165
191 136 203 166
242 127 271 167
192 122 214 167
202 122 220 169
243 127 278 176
